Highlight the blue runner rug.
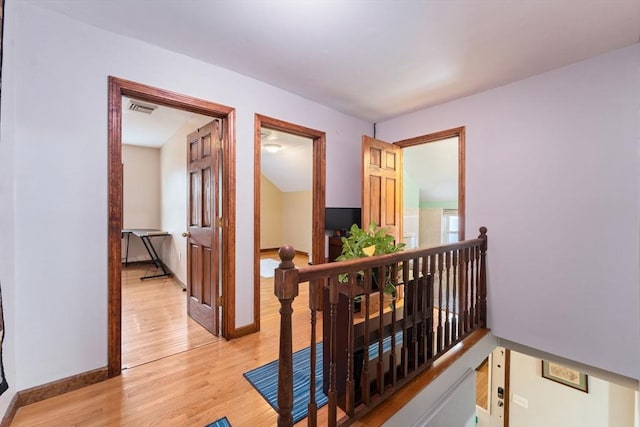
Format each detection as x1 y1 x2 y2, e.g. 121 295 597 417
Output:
205 416 231 427
243 342 327 424
243 332 402 423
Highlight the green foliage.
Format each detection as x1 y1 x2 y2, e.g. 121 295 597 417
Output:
335 223 405 294
336 222 405 261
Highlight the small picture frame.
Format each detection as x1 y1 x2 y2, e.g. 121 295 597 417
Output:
541 360 588 393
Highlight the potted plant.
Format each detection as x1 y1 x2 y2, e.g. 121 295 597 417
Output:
336 222 405 298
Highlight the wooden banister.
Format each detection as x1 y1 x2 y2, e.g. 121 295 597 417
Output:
274 228 489 426
274 245 299 427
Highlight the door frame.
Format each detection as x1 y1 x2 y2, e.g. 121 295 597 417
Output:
107 76 236 377
394 126 466 240
252 114 325 333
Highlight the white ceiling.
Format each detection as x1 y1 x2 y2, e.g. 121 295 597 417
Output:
122 96 212 147
261 129 313 192
122 95 313 192
31 0 640 122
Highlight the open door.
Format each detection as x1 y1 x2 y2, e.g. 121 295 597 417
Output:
185 120 221 335
361 135 402 242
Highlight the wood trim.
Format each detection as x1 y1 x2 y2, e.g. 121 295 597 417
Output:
223 109 237 339
394 126 466 240
260 248 309 257
17 367 108 408
253 113 326 332
504 348 511 427
259 247 281 253
108 76 237 376
0 368 109 426
232 323 258 338
107 77 123 377
0 393 18 427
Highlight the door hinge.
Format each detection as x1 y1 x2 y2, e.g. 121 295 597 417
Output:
217 217 223 227
216 118 223 142
218 296 223 307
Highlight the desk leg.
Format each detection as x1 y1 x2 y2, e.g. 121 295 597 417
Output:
139 236 171 280
124 232 131 267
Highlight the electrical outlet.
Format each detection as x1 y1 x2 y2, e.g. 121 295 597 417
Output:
512 393 528 408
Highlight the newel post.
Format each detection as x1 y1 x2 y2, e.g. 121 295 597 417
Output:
274 245 300 427
477 227 488 327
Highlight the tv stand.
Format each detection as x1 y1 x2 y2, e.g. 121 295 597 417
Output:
328 236 343 262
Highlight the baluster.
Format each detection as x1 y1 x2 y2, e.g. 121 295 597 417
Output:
344 274 356 416
474 245 480 327
459 247 467 336
401 260 410 377
469 247 476 330
274 246 299 427
411 254 420 370
361 269 371 405
465 248 473 332
376 265 385 395
444 251 451 347
307 276 321 426
419 255 428 364
478 227 488 327
436 253 444 353
328 275 338 425
427 254 436 360
451 250 458 343
389 263 398 386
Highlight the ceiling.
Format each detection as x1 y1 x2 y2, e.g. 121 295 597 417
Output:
122 95 312 192
31 0 640 122
122 97 211 147
260 129 313 193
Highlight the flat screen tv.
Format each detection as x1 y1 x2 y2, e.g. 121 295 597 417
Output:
325 207 361 232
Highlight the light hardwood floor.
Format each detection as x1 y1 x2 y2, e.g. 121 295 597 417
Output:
121 264 219 369
12 253 320 426
12 253 484 426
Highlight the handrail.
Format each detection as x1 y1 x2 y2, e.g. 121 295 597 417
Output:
274 227 488 426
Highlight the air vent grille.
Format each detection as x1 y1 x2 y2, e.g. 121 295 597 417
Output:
128 100 158 114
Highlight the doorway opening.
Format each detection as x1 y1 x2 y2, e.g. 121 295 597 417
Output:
120 99 219 369
252 114 325 333
395 126 466 243
108 77 236 377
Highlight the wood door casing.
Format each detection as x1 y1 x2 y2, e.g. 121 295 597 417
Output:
361 135 402 244
108 76 236 377
186 121 220 335
252 114 326 334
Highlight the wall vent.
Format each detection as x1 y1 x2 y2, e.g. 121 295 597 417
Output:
128 100 158 114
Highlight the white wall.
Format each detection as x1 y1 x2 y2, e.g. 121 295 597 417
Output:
0 0 18 414
160 116 212 285
281 190 312 254
4 3 370 390
122 144 161 262
260 175 284 249
378 44 640 380
509 351 636 427
260 177 312 254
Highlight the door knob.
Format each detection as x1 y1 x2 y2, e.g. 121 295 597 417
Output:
181 232 191 238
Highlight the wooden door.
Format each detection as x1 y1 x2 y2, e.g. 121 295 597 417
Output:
186 120 221 335
362 135 402 243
